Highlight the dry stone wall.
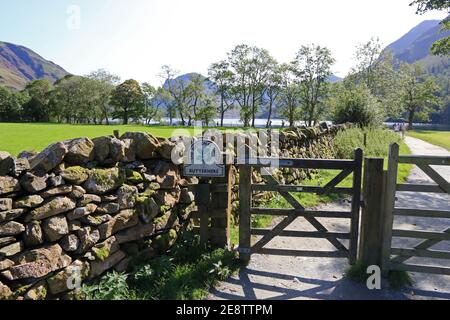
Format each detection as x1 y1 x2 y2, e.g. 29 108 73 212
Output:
0 123 348 300
226 123 349 216
0 133 196 300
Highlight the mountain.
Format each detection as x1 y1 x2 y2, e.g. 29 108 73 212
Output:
163 72 216 94
384 18 450 124
386 20 441 57
385 19 450 68
0 41 69 90
328 75 343 83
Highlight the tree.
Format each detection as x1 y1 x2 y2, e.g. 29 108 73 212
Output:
396 63 442 129
159 65 191 126
155 87 176 125
141 83 164 124
247 48 276 127
185 74 207 126
278 63 301 127
23 79 53 122
48 76 100 124
410 0 450 56
292 44 335 126
264 62 282 127
0 86 27 122
110 79 145 125
208 61 234 127
226 44 276 127
48 76 78 123
352 37 383 91
329 81 384 127
227 45 252 127
86 69 120 124
195 96 217 126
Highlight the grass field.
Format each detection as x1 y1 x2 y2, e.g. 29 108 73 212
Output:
0 123 197 155
407 130 450 151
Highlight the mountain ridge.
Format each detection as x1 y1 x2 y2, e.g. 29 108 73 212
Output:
0 41 69 90
385 18 450 67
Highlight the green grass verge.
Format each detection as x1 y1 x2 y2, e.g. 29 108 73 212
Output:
82 231 242 300
407 130 450 151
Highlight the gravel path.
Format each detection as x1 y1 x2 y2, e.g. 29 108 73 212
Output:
208 136 450 300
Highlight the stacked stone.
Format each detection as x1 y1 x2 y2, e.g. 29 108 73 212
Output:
0 133 195 300
224 123 350 217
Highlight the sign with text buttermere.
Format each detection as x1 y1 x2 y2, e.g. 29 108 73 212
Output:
183 139 225 178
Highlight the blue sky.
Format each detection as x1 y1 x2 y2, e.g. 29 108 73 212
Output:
0 0 447 85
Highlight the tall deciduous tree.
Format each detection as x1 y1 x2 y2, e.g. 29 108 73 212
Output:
293 44 335 126
86 69 120 125
396 63 442 129
141 83 164 125
186 74 207 126
278 63 301 127
352 37 383 91
227 44 252 127
23 79 53 122
0 86 27 122
208 61 234 127
264 62 282 128
226 44 276 127
160 65 191 126
110 79 144 125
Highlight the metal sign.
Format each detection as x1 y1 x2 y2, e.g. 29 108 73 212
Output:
183 140 225 178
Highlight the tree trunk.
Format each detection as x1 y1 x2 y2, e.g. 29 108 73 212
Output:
289 106 294 127
179 111 185 126
220 96 225 127
266 97 274 128
251 98 256 128
408 109 415 130
123 109 129 125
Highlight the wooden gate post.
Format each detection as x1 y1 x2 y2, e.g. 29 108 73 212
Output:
210 165 232 249
381 143 399 276
359 158 385 266
349 148 363 265
194 180 211 245
239 165 252 264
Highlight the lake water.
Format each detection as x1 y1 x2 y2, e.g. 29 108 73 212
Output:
155 118 450 131
154 118 331 128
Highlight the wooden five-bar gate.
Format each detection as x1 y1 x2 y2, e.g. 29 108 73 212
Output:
238 149 363 265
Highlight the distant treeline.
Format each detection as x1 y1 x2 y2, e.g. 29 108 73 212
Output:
0 39 447 129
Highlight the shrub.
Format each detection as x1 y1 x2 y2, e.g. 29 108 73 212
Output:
330 82 384 127
81 271 134 300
